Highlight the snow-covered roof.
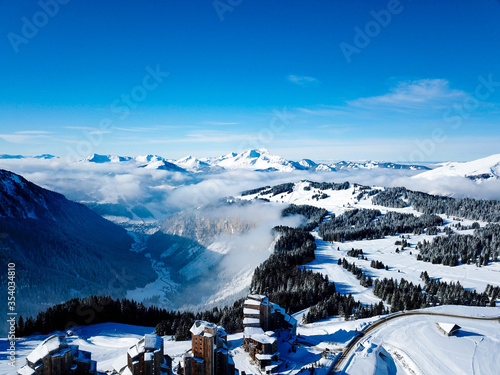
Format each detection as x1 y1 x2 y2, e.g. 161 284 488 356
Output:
128 344 140 359
255 353 274 361
437 323 461 335
112 355 128 373
144 352 153 361
265 363 280 372
244 327 265 337
27 335 63 364
17 366 35 375
244 299 261 306
244 308 261 315
190 320 217 336
244 327 276 345
144 334 163 350
243 318 260 325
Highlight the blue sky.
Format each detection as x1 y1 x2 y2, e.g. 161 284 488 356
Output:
0 0 499 161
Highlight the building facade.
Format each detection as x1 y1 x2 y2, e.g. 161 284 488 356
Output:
183 320 235 375
114 334 172 375
243 294 297 335
243 294 297 373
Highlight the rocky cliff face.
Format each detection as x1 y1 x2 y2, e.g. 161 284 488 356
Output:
159 210 256 247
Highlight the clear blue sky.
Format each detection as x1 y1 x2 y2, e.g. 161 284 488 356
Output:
0 0 499 161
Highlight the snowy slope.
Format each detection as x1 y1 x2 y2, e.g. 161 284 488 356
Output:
414 154 500 181
239 180 500 300
342 307 500 375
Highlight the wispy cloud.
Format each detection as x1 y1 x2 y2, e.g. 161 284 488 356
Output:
0 131 52 143
15 130 53 135
64 126 97 131
287 74 321 87
201 121 240 126
297 79 474 119
348 79 466 110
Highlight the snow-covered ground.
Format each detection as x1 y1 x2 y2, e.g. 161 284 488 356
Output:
242 181 500 297
343 306 500 375
3 306 498 375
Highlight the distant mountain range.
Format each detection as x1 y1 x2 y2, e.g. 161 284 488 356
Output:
0 154 57 160
77 148 431 173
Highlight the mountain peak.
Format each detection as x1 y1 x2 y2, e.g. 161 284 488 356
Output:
135 154 164 163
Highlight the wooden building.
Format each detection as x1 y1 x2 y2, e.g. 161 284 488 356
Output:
183 320 235 375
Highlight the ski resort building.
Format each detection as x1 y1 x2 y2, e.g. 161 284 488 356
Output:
437 323 461 336
113 334 172 375
183 320 235 375
17 334 97 375
243 294 297 335
242 294 297 372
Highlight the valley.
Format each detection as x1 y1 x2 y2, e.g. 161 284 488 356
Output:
1 151 500 374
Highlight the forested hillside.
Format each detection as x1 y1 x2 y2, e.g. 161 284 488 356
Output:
0 170 155 318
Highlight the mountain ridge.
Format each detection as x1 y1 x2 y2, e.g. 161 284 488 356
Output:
77 149 432 173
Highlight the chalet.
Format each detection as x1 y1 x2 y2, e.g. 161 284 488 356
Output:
183 320 235 375
17 334 96 375
437 323 461 336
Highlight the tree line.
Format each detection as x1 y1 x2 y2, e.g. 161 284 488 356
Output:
318 208 443 242
416 224 500 266
372 187 500 222
16 295 245 341
373 271 492 313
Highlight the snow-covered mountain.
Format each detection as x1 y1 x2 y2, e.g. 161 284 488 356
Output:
0 154 57 160
0 169 155 319
211 148 299 172
83 153 186 172
414 154 500 181
79 150 430 173
174 155 212 172
84 153 133 163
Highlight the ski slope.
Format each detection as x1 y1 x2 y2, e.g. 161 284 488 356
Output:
339 307 500 375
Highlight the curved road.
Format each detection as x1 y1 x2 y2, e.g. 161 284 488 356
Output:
329 311 500 374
